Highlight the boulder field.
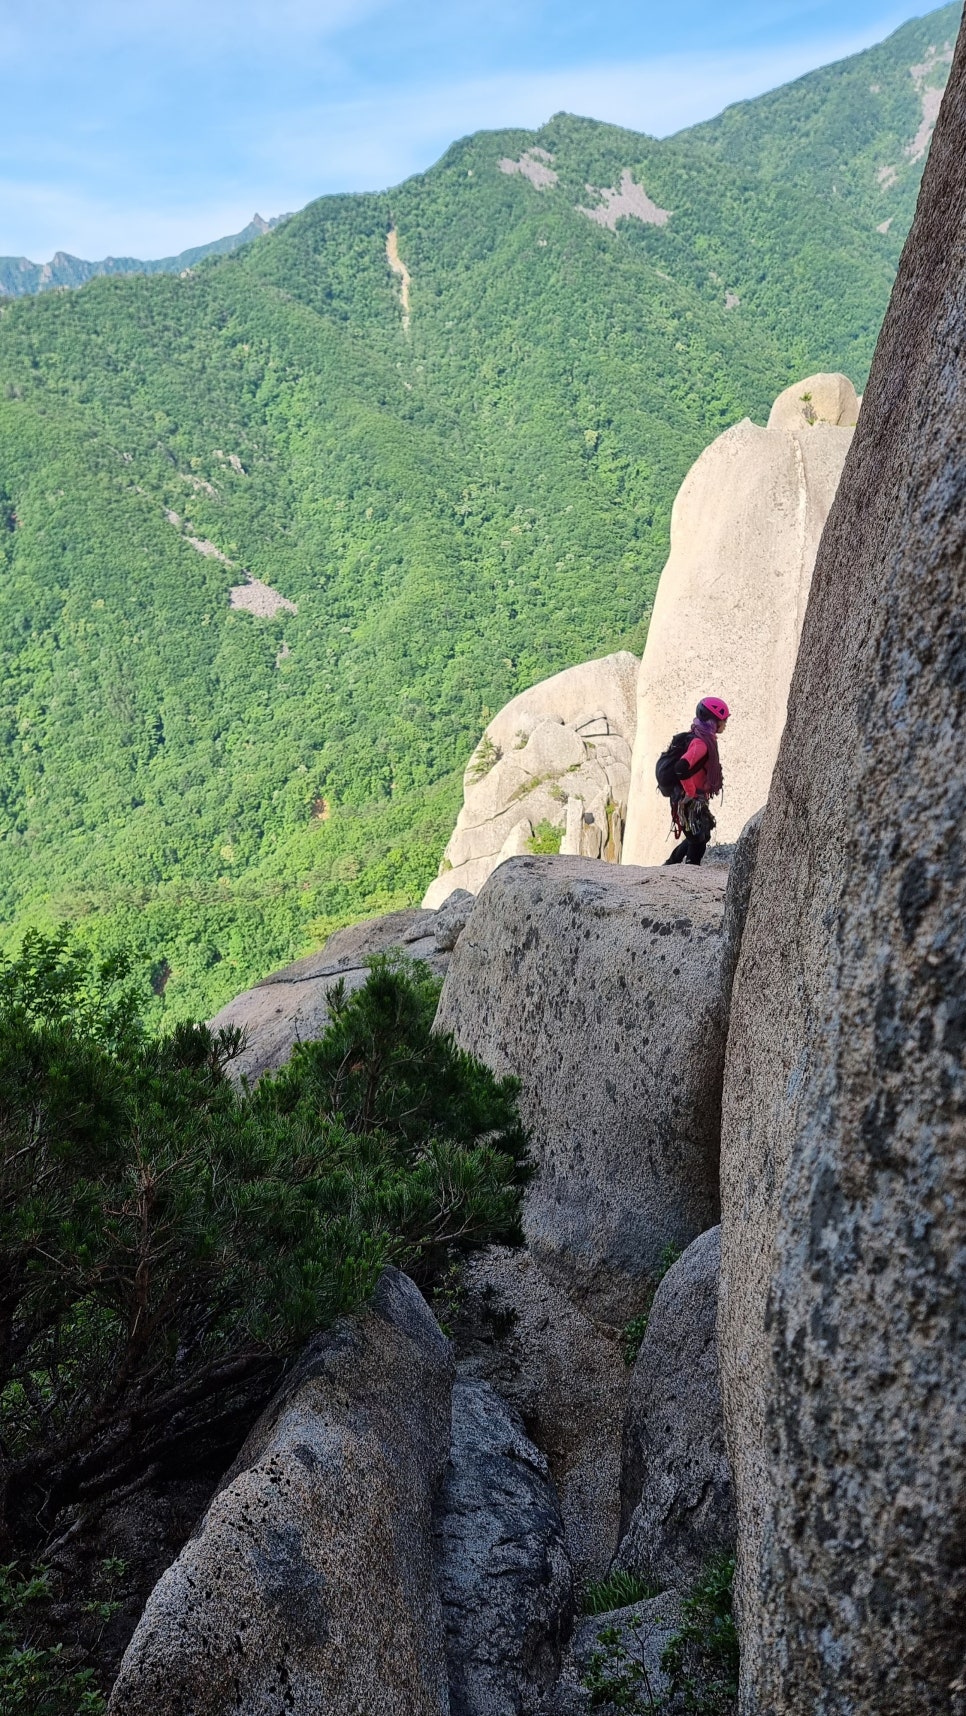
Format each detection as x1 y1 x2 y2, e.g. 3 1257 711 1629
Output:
114 821 759 1712
110 1253 726 1716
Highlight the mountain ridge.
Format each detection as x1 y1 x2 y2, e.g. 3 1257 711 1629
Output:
3 5 958 304
0 213 290 298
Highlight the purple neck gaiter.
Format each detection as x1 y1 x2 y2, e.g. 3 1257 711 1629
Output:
691 717 723 796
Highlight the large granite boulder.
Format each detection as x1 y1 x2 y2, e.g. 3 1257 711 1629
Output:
622 376 856 866
616 1227 734 1590
767 370 861 432
109 1270 454 1716
719 24 966 1710
209 908 452 1082
436 857 728 1322
437 1379 574 1716
453 1246 628 1578
423 653 639 909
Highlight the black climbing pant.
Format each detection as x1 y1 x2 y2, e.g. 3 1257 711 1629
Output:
664 793 713 866
665 834 707 866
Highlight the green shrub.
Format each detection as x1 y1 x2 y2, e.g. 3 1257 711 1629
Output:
467 734 502 782
429 1260 467 1336
0 932 528 1566
526 820 563 856
580 1616 663 1711
622 1314 651 1367
660 1554 739 1713
0 1565 105 1714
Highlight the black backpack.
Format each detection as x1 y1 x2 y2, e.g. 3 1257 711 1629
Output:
655 732 695 797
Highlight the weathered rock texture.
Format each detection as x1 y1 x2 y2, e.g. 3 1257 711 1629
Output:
423 653 639 909
622 376 857 866
209 907 452 1081
616 1227 734 1590
720 25 966 1710
109 1270 454 1716
718 808 765 1002
437 1379 574 1716
454 1246 628 1577
437 858 727 1322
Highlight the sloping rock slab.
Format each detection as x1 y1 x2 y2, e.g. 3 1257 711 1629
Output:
210 908 449 1082
454 1246 627 1579
616 1227 734 1588
109 1269 454 1716
437 1379 574 1716
436 858 727 1322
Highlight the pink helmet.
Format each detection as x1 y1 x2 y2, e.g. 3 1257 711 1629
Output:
697 696 730 723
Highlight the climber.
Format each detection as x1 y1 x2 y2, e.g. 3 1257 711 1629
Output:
659 696 729 866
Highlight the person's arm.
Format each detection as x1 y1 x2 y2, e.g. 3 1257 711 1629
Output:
674 738 707 779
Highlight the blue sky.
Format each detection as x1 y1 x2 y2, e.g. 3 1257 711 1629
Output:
1 0 927 261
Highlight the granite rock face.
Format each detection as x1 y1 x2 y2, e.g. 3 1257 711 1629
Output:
622 376 856 866
718 808 765 1002
431 888 476 952
616 1227 734 1590
209 908 452 1081
437 858 727 1322
423 653 639 909
719 23 966 1709
437 1379 574 1716
454 1246 628 1578
109 1270 454 1716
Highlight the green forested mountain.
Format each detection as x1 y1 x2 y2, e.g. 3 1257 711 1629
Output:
687 15 954 236
0 5 958 1020
0 214 288 298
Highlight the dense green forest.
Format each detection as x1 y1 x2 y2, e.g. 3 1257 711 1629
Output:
0 5 958 1021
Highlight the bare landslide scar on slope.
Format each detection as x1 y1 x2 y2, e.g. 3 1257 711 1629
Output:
387 226 412 331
